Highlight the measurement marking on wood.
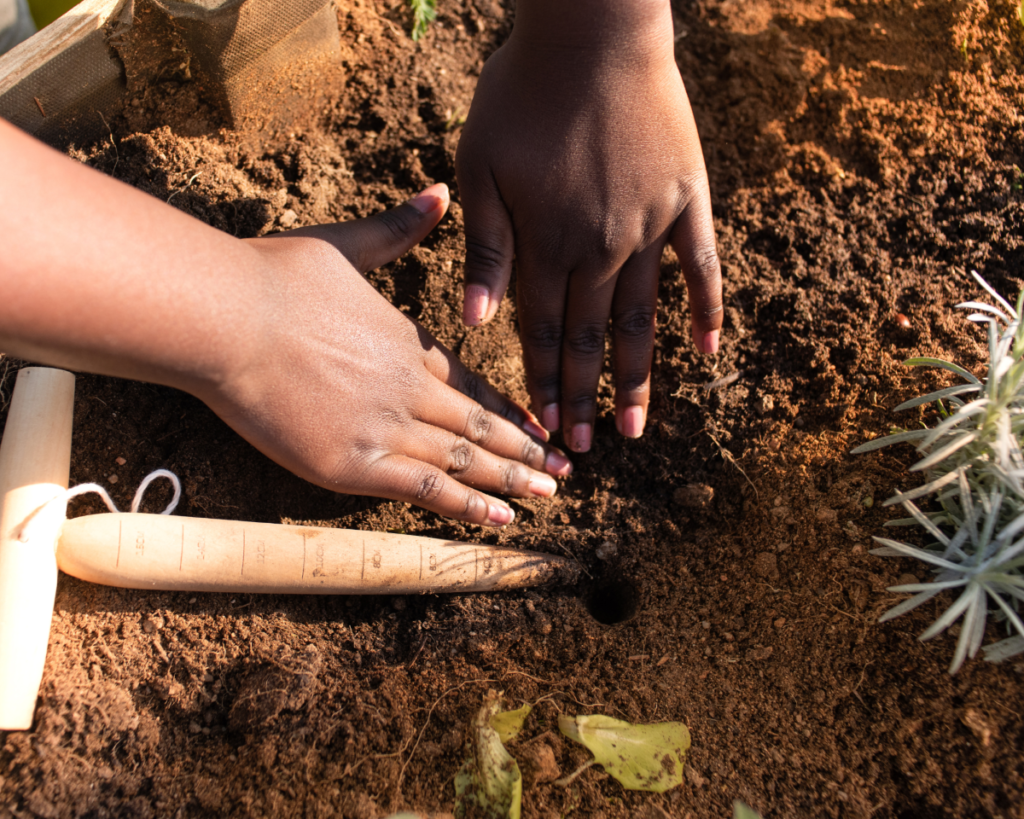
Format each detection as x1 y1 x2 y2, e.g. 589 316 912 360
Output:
301 534 307 579
419 543 423 580
361 540 365 580
474 548 478 582
116 520 122 568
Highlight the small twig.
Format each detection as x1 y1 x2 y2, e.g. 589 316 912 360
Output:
97 111 118 177
33 96 46 117
392 677 498 805
706 430 758 499
704 370 742 392
554 759 595 788
167 171 202 204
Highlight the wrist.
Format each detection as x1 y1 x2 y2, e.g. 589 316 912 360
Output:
509 0 674 64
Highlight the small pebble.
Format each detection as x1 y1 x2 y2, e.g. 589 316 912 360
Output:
673 483 714 508
108 474 119 484
595 540 617 561
115 457 126 466
279 209 299 228
896 312 911 328
142 614 164 634
774 617 787 628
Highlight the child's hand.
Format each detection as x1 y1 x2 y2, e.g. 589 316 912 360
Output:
205 185 571 526
455 0 723 452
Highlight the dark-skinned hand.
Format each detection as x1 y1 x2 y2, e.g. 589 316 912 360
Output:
211 185 572 526
456 0 724 452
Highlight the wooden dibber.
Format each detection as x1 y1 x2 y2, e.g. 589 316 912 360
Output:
57 513 572 595
0 368 75 730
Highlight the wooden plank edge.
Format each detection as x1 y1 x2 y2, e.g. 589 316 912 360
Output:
0 0 129 96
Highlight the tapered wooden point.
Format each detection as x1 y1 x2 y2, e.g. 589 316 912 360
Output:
0 367 75 730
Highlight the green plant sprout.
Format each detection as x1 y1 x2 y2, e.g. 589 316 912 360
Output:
409 0 437 41
853 271 1024 672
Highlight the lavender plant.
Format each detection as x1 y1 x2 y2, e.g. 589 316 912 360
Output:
853 272 1024 673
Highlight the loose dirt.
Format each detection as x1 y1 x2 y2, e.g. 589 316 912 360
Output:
1 0 1023 816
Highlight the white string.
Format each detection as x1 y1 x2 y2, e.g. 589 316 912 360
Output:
15 469 181 543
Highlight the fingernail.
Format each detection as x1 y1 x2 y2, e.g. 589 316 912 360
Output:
570 423 591 453
523 419 550 442
545 449 573 476
407 190 442 214
528 474 558 498
464 283 491 326
622 405 645 438
541 403 560 432
702 330 720 355
487 503 515 526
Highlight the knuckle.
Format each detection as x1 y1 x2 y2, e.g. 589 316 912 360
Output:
565 392 597 416
531 370 561 397
415 468 446 503
614 307 657 341
495 401 519 423
565 323 607 358
375 207 416 244
463 405 493 443
448 439 475 476
691 245 722 282
462 491 486 521
616 372 650 397
501 461 520 495
519 436 545 467
464 239 508 282
523 321 563 352
458 369 486 404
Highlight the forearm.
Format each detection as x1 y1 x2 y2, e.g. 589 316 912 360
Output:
0 119 260 398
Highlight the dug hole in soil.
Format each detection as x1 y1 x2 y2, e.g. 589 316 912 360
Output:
2 0 1024 816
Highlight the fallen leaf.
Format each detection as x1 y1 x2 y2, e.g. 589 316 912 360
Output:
490 703 531 744
455 694 523 819
557 714 690 793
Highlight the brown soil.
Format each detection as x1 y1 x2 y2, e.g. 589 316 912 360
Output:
2 0 1024 817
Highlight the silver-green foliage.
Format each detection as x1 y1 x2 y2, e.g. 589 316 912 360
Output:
853 272 1024 673
409 0 437 41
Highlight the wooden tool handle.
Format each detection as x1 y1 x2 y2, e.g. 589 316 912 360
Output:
0 367 75 730
58 513 578 594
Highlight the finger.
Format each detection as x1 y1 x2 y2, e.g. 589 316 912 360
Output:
669 184 723 354
282 183 450 274
403 420 559 499
454 154 515 326
559 263 620 453
422 341 551 443
515 253 571 434
367 454 516 527
610 242 663 439
417 357 574 477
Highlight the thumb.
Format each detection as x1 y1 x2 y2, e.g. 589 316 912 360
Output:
455 159 515 326
324 183 450 274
